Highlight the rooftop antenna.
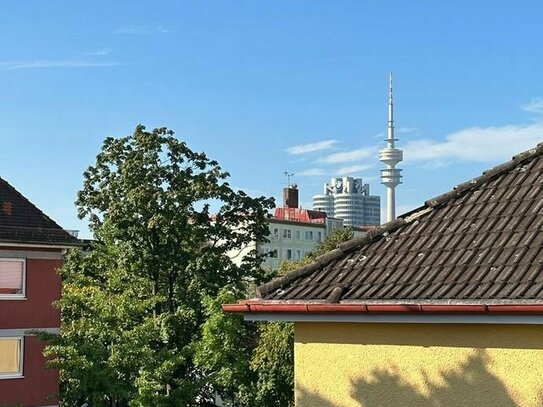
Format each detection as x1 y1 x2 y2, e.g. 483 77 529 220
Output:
284 171 295 188
379 72 403 223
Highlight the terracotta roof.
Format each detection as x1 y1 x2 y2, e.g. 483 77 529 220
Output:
249 143 543 307
0 176 79 245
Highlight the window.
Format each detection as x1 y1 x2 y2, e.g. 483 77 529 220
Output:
317 231 322 242
0 337 23 378
305 231 314 241
0 259 25 298
294 250 302 260
270 249 278 258
284 249 293 260
295 230 301 240
282 229 292 239
273 228 279 238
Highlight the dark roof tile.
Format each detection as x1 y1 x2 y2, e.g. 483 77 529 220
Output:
0 176 79 245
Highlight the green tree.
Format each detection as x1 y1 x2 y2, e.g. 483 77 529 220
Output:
44 125 274 406
195 227 355 406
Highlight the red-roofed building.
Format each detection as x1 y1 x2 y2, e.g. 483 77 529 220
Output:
0 177 79 407
229 186 366 270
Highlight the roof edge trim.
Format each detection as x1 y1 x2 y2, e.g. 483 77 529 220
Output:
0 241 81 249
223 302 543 315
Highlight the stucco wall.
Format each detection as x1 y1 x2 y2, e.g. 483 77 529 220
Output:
295 322 543 407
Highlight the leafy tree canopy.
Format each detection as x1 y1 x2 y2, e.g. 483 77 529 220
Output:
45 125 274 407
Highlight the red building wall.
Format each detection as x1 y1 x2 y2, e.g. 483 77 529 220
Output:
0 254 62 406
0 259 61 329
0 337 59 406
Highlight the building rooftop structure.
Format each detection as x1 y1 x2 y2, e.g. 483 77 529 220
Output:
228 184 365 270
0 177 79 246
274 206 327 224
225 142 543 313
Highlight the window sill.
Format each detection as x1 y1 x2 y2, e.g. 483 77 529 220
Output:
0 296 27 301
0 375 24 380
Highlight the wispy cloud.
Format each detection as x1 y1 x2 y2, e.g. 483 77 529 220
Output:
115 25 173 35
82 47 112 56
0 60 121 70
335 164 373 175
296 168 328 176
232 185 266 197
396 126 418 134
522 98 543 114
318 146 377 164
404 122 543 163
286 140 337 155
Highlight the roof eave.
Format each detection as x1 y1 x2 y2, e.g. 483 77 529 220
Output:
0 239 82 249
222 301 543 315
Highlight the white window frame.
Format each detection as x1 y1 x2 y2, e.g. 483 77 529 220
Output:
0 336 24 379
0 258 26 300
282 229 292 239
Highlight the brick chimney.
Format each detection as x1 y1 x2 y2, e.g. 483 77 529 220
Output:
283 186 299 208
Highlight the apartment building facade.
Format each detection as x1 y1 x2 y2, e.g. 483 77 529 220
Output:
0 177 79 407
230 186 365 271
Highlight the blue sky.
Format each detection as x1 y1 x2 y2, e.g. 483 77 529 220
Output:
1 1 543 238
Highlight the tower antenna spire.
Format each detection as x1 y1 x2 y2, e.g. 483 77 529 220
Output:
380 72 403 223
388 72 395 147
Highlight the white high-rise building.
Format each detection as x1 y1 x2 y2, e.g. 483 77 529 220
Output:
313 177 381 227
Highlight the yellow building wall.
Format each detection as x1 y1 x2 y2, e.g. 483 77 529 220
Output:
295 322 543 407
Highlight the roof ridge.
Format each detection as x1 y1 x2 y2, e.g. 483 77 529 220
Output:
258 142 543 298
425 143 543 208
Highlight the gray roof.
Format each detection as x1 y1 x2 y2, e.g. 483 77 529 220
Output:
259 144 543 303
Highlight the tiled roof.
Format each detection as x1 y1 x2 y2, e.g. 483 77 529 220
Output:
258 144 543 304
0 177 79 245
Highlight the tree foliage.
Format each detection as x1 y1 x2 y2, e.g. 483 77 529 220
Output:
196 227 355 406
45 125 274 406
279 226 355 274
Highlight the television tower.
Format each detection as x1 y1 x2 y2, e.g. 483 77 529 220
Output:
379 73 403 223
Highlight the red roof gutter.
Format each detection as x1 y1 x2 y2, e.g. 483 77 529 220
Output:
222 302 543 314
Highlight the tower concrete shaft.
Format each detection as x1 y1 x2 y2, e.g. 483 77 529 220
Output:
379 73 403 223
